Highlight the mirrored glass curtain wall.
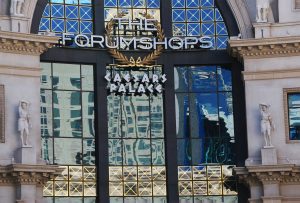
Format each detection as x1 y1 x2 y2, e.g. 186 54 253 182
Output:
36 0 246 203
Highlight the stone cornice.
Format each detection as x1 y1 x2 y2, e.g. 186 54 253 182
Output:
235 165 300 185
0 164 63 186
228 36 300 62
0 31 59 56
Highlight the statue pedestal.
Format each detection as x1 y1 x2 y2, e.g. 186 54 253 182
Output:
15 146 36 164
261 147 277 165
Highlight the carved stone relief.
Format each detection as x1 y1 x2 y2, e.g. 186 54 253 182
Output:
10 0 25 16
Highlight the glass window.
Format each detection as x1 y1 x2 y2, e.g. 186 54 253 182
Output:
284 89 300 141
39 0 93 35
107 65 166 202
172 0 229 49
175 65 237 201
41 62 96 202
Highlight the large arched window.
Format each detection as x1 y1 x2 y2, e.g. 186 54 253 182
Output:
34 0 248 202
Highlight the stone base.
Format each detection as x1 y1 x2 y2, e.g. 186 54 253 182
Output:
261 196 282 203
14 147 36 164
261 147 277 165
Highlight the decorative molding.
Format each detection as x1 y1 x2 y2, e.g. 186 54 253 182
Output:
0 164 63 186
0 31 58 56
283 88 300 144
228 36 300 62
226 0 254 39
0 85 4 143
243 69 300 81
235 164 300 186
0 65 42 77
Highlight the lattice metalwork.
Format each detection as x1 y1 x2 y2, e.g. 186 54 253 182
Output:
178 165 237 197
39 0 93 35
172 0 229 49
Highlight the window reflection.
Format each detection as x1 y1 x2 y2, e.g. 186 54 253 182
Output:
40 62 96 201
175 65 236 200
287 93 300 140
107 66 166 201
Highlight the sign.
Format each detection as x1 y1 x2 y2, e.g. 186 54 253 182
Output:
61 18 213 50
62 33 213 50
105 72 167 95
61 13 214 66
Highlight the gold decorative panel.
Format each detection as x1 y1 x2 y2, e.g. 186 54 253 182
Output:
178 165 237 197
109 166 166 197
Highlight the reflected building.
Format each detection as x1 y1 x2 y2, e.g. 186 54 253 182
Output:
3 0 300 203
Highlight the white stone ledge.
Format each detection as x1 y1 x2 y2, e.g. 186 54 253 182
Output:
0 65 41 77
243 69 300 80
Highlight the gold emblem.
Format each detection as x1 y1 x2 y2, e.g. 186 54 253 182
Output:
105 12 165 66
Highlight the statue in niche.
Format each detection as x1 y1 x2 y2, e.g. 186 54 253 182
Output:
256 0 270 22
18 100 31 147
259 103 275 147
10 0 25 16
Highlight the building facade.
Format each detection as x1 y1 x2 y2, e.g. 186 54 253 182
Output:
0 0 300 203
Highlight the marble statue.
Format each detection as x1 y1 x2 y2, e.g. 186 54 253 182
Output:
10 0 25 16
18 100 31 146
259 103 275 147
256 0 270 22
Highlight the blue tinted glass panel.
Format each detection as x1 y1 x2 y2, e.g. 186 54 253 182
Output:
66 6 78 19
43 5 50 17
51 19 65 32
173 9 185 22
202 23 215 35
172 0 228 49
147 0 160 8
172 0 185 8
39 18 50 31
187 0 199 7
51 5 64 18
39 0 93 35
119 0 131 7
66 20 79 33
105 0 117 7
288 93 300 140
187 23 200 36
80 21 93 34
80 7 92 20
201 0 214 7
187 9 200 22
216 36 228 49
190 66 217 92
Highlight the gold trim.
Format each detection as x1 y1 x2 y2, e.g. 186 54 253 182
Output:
105 12 164 66
283 88 300 144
